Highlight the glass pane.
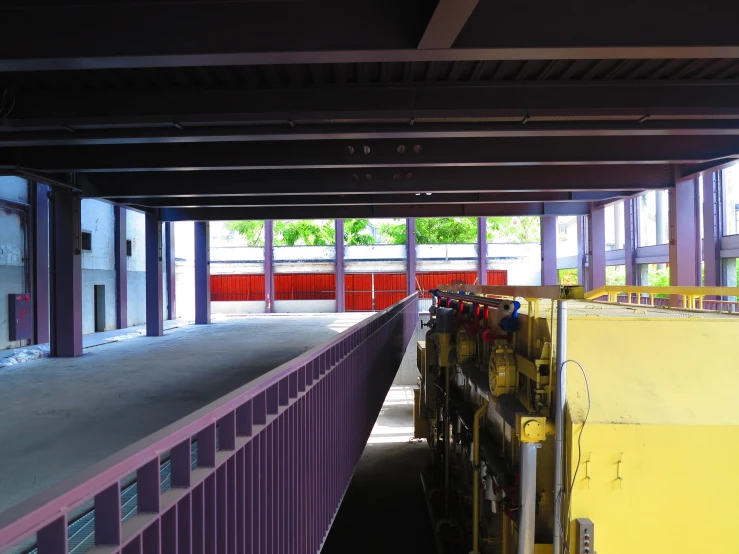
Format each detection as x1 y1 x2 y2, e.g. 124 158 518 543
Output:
558 268 578 285
604 202 625 251
722 165 739 236
556 216 578 257
637 191 669 247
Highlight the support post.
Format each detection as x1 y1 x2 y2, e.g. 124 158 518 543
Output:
623 198 638 286
586 208 606 291
476 216 487 286
406 217 416 296
540 216 558 285
335 219 345 312
553 300 568 554
518 442 538 554
33 183 50 344
145 212 163 336
576 216 585 286
114 206 127 329
264 220 274 313
50 190 82 357
669 179 701 298
165 222 176 320
703 172 722 287
194 221 211 324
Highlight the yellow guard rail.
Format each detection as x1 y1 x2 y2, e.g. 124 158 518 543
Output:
585 285 739 310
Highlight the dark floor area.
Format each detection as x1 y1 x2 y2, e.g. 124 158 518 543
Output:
322 386 436 554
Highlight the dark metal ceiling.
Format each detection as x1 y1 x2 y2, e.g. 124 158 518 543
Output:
2 0 739 220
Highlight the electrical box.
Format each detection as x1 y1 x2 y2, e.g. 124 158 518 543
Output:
8 293 33 341
575 518 595 554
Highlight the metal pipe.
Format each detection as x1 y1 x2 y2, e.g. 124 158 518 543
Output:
444 364 451 516
472 400 489 554
518 442 538 554
553 300 568 554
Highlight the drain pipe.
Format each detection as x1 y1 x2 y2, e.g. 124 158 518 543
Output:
553 300 568 554
471 400 489 554
518 442 539 554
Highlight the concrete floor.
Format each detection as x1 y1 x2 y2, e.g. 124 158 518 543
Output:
0 313 369 515
322 386 436 554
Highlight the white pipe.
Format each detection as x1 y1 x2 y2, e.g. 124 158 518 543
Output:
518 442 538 554
553 300 568 554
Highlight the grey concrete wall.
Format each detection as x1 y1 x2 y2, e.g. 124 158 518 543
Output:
393 315 427 386
127 271 146 326
274 300 336 313
211 301 266 315
81 269 117 334
0 177 28 350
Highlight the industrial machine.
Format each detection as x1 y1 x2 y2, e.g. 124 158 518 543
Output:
416 284 739 554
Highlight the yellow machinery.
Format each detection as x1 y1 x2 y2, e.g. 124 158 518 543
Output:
416 284 739 554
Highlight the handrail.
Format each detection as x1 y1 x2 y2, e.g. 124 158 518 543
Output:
585 286 739 310
0 294 419 553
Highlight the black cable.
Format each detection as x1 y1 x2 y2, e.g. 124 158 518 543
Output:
558 359 591 554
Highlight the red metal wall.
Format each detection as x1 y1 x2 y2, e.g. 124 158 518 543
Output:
211 274 265 301
212 270 506 308
274 273 336 300
345 273 407 311
416 270 507 299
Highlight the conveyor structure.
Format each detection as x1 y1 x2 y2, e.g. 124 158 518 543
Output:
416 284 739 554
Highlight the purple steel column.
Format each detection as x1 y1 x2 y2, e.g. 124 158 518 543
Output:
576 216 585 285
194 222 211 325
145 211 164 336
703 172 722 287
114 206 127 329
50 190 82 357
669 179 701 291
265 220 274 313
165 222 177 320
540 216 558 285
33 183 50 344
406 217 416 296
335 219 345 312
623 198 638 286
587 207 606 290
477 217 487 286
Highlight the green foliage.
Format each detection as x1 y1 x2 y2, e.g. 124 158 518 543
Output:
225 220 265 246
558 268 578 285
227 219 376 246
487 217 541 243
606 265 626 286
274 220 334 246
378 217 480 244
647 265 670 287
342 219 376 245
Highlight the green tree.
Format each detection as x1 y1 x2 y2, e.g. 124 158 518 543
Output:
558 268 578 285
378 217 479 244
488 217 541 243
225 220 265 246
226 219 376 246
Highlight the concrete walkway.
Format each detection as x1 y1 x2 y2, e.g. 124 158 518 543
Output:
322 386 436 554
0 313 369 515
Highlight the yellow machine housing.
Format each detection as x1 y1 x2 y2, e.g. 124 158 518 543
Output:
416 285 739 554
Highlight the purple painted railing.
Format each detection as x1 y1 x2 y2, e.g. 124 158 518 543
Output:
0 294 419 554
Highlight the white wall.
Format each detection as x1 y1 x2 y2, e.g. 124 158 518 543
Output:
126 210 147 326
0 177 28 350
80 200 117 334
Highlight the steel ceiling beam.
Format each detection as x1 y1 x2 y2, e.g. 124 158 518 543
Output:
7 82 739 133
3 136 736 172
114 190 627 209
8 121 739 148
158 201 592 222
418 0 480 50
77 166 674 198
1 0 739 70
